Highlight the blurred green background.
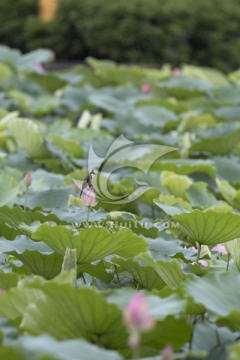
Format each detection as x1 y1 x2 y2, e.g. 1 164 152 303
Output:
0 0 240 72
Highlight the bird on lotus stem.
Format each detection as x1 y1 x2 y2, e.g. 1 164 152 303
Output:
80 169 95 197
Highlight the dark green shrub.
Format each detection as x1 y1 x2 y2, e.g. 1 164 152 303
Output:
0 0 38 51
0 0 240 71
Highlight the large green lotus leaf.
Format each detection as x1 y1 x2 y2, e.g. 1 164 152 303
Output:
0 348 26 360
0 286 44 320
0 174 19 206
17 49 54 70
186 182 219 208
30 96 60 116
137 253 186 289
0 63 13 80
215 106 240 121
229 70 240 85
185 273 240 330
190 320 237 353
0 45 21 68
216 178 240 209
139 317 191 353
0 206 63 239
59 86 90 112
89 93 131 114
136 97 187 114
148 234 197 262
7 90 32 109
77 262 112 282
161 171 192 199
177 113 216 133
214 156 240 184
112 257 166 290
132 105 177 128
158 77 214 92
154 159 215 176
52 207 108 223
173 210 240 245
229 342 240 360
154 196 191 216
47 134 85 158
9 251 63 280
7 117 48 158
189 126 240 155
17 335 123 360
21 284 128 350
182 65 229 86
32 225 148 263
212 86 240 104
27 72 67 92
0 236 52 255
0 272 19 290
225 238 240 272
23 187 72 210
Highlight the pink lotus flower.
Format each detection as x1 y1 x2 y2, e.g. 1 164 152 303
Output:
141 83 151 94
211 244 228 255
124 293 155 348
83 187 97 207
24 171 32 187
161 344 174 360
172 68 181 76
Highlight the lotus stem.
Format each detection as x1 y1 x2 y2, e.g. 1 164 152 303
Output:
24 186 28 211
196 243 201 262
226 252 231 272
86 206 90 222
114 264 121 287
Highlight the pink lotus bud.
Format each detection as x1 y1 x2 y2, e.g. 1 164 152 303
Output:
124 293 155 347
24 171 32 187
191 259 209 267
161 344 174 360
34 63 44 73
172 68 181 76
198 259 209 267
51 52 56 61
83 187 97 207
211 244 227 255
141 83 151 94
190 246 197 252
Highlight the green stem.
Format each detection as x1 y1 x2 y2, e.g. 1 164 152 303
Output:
215 329 221 346
189 316 197 350
151 206 155 219
132 344 140 359
226 252 231 272
24 186 28 211
86 206 90 222
82 273 86 284
196 243 201 262
114 264 121 287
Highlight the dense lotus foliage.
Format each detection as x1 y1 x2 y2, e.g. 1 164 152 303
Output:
1 46 240 359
